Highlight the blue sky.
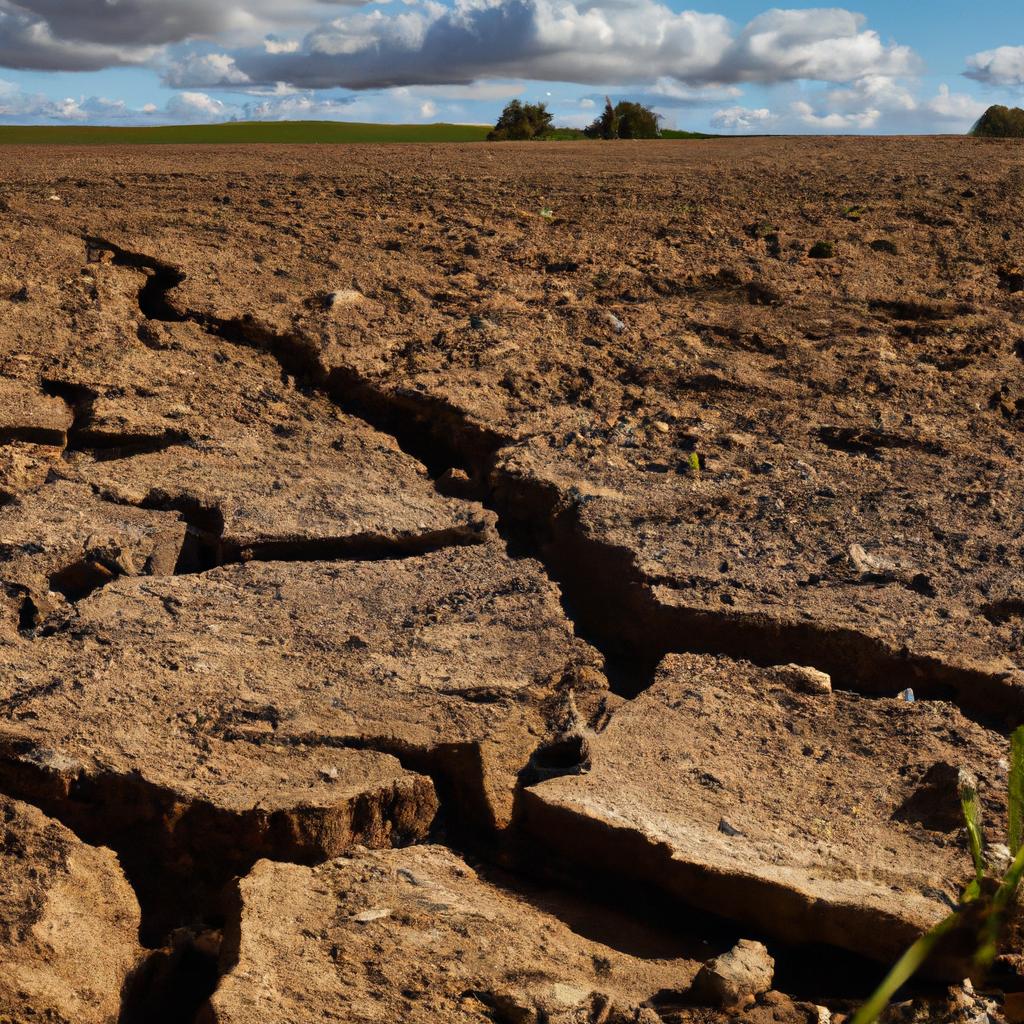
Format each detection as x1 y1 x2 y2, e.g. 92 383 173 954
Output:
0 1 1021 132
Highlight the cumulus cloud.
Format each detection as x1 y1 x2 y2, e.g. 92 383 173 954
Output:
168 2 918 92
204 1 734 91
165 52 251 87
965 46 1024 88
0 0 363 71
926 84 987 123
720 9 918 84
824 73 916 114
165 91 234 120
791 98 879 130
710 105 775 131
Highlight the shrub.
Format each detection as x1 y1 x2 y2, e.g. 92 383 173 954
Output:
971 105 1024 139
616 101 661 139
487 100 554 141
808 241 835 259
584 97 661 139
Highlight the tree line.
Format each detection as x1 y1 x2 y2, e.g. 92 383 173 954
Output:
487 96 662 141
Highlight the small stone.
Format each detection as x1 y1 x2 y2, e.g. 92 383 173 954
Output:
351 908 392 923
318 765 339 781
653 421 670 434
718 818 744 837
773 664 832 695
324 289 364 310
605 312 626 334
692 939 775 1008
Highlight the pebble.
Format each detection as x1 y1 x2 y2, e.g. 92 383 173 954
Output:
325 289 364 310
605 312 626 334
351 908 392 923
692 939 775 1007
773 664 832 696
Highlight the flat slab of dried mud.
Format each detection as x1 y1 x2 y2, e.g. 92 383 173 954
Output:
1 138 1023 1023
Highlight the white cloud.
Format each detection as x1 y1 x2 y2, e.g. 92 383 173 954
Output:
264 35 301 54
825 73 916 113
166 3 918 92
419 98 438 118
710 105 775 131
0 1 370 70
791 98 879 130
965 46 1024 88
165 91 234 120
721 9 918 84
926 83 987 122
164 52 251 88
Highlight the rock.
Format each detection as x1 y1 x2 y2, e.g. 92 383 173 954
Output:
324 288 365 310
0 377 72 447
201 845 700 1023
0 440 63 500
771 664 832 695
0 795 142 1024
520 653 1007 966
692 940 774 1008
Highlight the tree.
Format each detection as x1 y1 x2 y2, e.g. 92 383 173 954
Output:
971 105 1024 138
615 101 661 139
585 97 620 139
487 100 554 141
584 98 660 139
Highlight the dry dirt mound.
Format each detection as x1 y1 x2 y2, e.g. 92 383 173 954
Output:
1 138 1023 1022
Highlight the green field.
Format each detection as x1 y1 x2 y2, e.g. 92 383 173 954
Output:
0 120 492 145
0 120 717 145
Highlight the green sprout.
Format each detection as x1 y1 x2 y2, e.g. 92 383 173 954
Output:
688 452 702 480
540 207 554 219
851 726 1024 1024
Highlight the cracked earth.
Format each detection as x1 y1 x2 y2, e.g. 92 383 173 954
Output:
2 137 1024 1023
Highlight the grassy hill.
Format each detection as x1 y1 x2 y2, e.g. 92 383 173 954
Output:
0 120 492 145
0 119 718 145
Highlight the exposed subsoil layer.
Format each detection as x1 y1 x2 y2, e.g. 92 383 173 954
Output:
1 137 1024 1022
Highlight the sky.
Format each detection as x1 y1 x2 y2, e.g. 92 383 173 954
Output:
0 1 1021 133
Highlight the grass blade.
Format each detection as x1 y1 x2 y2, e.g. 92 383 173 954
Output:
1009 727 1024 856
975 842 1024 970
959 769 986 881
850 912 961 1024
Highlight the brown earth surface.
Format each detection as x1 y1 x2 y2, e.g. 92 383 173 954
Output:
1 137 1023 1021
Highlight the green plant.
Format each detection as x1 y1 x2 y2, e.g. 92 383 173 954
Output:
687 452 702 480
971 105 1024 139
583 98 662 139
808 241 835 259
487 100 554 141
851 727 1024 1024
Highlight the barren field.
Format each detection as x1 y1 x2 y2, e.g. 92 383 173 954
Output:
1 136 1024 1022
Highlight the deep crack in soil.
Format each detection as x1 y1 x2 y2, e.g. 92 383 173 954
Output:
89 234 1024 727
